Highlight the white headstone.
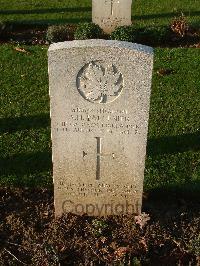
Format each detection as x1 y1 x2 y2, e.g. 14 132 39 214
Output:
92 0 132 34
48 40 153 217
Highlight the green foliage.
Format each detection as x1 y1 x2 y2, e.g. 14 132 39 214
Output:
135 26 170 44
111 25 136 42
131 257 141 266
188 235 200 256
111 25 170 45
46 24 74 43
74 22 102 40
92 219 108 236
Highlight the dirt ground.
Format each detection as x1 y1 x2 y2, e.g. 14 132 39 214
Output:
0 187 199 265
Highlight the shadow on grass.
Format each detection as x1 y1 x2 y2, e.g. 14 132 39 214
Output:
0 114 50 133
0 7 91 26
146 133 200 199
0 151 51 176
133 10 200 20
145 180 200 202
147 132 200 156
142 180 200 220
0 7 91 15
6 18 91 25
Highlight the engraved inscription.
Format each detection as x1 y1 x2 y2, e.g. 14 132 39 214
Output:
56 108 140 135
57 182 139 198
77 61 123 104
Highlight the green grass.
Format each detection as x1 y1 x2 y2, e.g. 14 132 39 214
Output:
0 45 51 186
146 48 200 198
0 0 199 27
0 45 199 198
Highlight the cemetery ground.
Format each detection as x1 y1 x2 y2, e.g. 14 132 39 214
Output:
1 0 200 48
0 0 200 265
0 45 200 265
0 0 200 27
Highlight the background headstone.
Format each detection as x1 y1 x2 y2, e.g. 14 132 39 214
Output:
48 40 153 217
92 0 132 34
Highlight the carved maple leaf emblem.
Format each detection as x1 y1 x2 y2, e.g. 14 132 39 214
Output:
77 62 123 104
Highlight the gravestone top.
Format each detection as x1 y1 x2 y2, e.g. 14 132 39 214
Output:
92 0 132 33
48 39 153 55
48 39 153 217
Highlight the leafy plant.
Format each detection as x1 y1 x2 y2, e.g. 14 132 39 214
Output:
188 234 200 256
74 22 102 40
131 257 141 266
92 219 108 237
111 25 170 45
46 24 75 43
111 25 136 42
134 26 170 44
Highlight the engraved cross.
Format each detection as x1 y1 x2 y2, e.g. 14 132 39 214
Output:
95 137 115 180
105 0 120 16
83 137 115 180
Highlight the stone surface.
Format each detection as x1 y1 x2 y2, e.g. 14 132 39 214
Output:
92 0 132 34
48 40 153 217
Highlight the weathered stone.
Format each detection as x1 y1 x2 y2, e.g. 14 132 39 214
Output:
92 0 132 34
48 40 153 217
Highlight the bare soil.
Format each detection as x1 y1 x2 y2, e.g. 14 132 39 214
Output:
0 187 199 265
